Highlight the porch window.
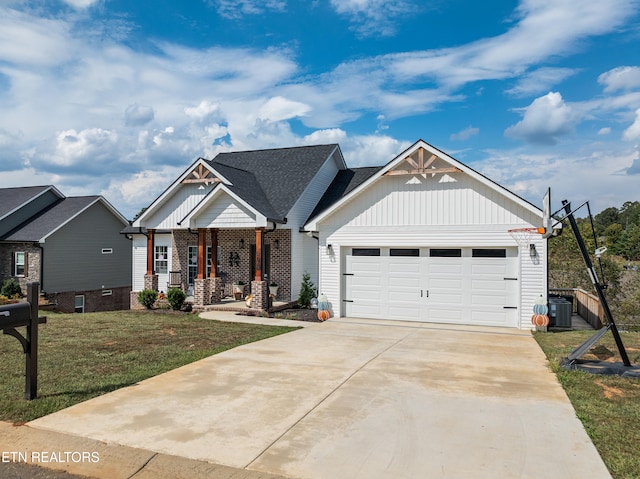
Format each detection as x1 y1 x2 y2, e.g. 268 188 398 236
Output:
14 252 26 277
188 246 219 284
155 246 168 274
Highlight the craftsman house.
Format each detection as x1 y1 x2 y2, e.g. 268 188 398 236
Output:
128 140 547 329
0 186 131 312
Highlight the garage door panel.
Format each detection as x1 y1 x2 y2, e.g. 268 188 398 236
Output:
344 248 518 327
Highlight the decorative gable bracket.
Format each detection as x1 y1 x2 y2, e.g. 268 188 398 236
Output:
384 147 461 177
181 164 221 185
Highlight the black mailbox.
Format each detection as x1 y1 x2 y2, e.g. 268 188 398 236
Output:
0 302 32 329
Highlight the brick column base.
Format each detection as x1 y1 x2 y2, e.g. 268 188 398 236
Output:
194 278 210 307
250 281 268 311
210 277 223 304
144 274 158 291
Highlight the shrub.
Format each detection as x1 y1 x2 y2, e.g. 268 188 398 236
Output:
137 289 158 309
297 271 317 309
167 288 186 311
1 278 22 298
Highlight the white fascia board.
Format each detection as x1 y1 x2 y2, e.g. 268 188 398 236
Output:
180 185 265 228
305 139 541 230
133 158 227 227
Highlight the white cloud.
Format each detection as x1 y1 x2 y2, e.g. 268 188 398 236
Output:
623 109 640 141
450 126 479 141
62 0 101 8
124 104 154 126
598 66 640 92
598 127 612 135
51 128 119 167
258 96 310 122
506 67 577 97
388 0 637 88
505 92 577 145
329 0 415 37
214 0 286 19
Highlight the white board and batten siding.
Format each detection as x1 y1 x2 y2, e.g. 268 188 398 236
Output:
193 192 256 229
287 147 342 297
316 174 545 329
141 183 215 230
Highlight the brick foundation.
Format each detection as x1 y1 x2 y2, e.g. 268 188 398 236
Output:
48 286 131 313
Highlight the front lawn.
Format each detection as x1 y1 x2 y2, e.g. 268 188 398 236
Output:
534 329 640 479
0 311 297 423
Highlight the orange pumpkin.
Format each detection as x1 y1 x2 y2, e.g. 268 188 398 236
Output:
317 309 331 321
531 314 549 327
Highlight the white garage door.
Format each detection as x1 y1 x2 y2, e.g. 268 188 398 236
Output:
344 247 518 327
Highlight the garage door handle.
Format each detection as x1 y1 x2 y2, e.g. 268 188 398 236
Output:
503 306 518 309
343 299 354 303
421 290 428 298
343 273 354 276
503 277 518 280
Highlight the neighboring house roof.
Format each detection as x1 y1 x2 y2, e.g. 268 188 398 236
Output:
0 185 63 220
304 139 542 230
2 196 129 243
306 166 383 225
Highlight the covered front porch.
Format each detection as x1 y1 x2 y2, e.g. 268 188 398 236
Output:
143 227 291 312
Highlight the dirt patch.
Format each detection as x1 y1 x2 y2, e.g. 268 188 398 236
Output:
596 380 626 399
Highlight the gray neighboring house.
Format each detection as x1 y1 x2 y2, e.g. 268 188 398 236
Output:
0 185 131 312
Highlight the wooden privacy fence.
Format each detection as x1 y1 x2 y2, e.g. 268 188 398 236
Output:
550 288 603 329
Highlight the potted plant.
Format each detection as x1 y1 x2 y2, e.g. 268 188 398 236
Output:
233 281 245 300
269 281 279 297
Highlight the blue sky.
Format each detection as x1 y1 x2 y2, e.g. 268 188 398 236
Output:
1 0 640 219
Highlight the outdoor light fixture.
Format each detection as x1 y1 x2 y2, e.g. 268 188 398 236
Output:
274 239 280 249
239 239 245 249
529 243 537 258
326 244 333 255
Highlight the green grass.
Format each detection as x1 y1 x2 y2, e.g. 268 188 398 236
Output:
534 329 640 479
0 311 297 423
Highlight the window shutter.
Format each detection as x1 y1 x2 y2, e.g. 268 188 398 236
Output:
24 252 28 276
11 252 15 276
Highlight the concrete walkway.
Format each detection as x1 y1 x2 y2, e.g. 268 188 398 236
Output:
16 316 610 478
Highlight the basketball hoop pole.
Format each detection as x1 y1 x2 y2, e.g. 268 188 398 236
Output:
561 200 631 367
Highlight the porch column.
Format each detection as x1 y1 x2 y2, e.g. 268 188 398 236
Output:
209 228 223 304
254 227 264 281
251 227 268 310
146 229 155 275
144 229 158 292
194 228 209 308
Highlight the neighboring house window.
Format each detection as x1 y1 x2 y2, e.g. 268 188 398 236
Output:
155 246 168 274
14 252 27 277
188 246 197 285
75 295 85 313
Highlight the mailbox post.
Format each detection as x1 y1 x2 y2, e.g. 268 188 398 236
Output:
0 282 46 400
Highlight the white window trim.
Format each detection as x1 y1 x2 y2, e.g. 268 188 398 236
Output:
14 251 26 277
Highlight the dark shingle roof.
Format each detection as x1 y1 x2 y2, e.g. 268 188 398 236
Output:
210 144 339 220
0 186 54 219
306 166 382 224
3 197 99 242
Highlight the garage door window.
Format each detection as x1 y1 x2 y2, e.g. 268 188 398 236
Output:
390 248 419 257
430 249 462 257
352 248 380 256
472 249 506 258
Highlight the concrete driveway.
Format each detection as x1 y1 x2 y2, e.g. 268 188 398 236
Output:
29 317 611 479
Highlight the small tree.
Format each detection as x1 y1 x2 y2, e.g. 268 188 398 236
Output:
297 272 317 309
167 287 186 311
1 278 22 298
137 289 158 309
